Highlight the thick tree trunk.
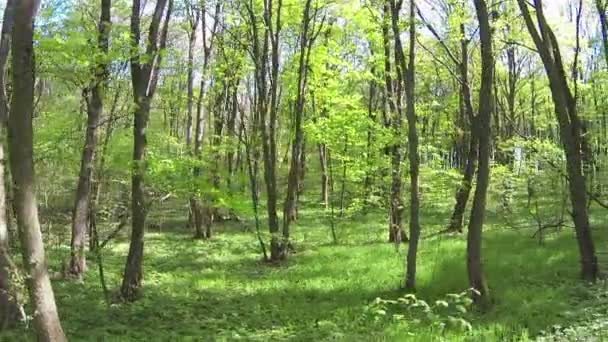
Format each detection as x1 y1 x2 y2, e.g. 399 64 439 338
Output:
0 0 19 328
9 0 67 339
467 0 493 306
121 100 149 300
0 131 23 329
68 0 111 278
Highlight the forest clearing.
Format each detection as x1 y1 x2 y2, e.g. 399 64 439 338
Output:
2 0 608 340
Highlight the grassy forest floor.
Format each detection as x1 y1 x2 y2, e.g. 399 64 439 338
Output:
3 175 608 341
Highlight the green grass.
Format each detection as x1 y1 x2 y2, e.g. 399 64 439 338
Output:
3 195 608 341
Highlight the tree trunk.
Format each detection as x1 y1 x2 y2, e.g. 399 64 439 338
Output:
518 0 598 281
467 0 493 306
190 3 220 240
596 0 608 68
448 20 477 233
283 0 314 235
0 130 22 329
0 0 19 328
384 1 406 244
68 0 111 278
121 100 149 300
185 8 199 148
9 0 67 339
402 0 420 291
449 135 478 232
265 0 285 261
319 143 329 208
121 0 172 301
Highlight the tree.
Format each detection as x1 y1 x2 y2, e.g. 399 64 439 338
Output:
283 0 323 240
0 0 23 328
184 0 200 148
517 0 598 281
190 0 221 240
417 1 477 233
467 0 493 306
596 0 608 68
383 0 405 244
387 0 420 288
403 0 420 291
121 0 173 301
8 0 67 339
244 0 285 260
67 0 112 278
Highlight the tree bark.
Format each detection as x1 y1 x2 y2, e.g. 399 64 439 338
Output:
384 1 406 244
467 0 493 306
449 135 478 232
68 0 111 278
319 143 329 208
402 0 420 291
596 0 608 68
9 0 67 339
185 4 199 148
518 0 598 281
448 20 477 233
121 0 172 301
283 0 315 237
190 2 220 240
0 0 21 329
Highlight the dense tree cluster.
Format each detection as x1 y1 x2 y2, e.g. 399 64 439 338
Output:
0 0 607 339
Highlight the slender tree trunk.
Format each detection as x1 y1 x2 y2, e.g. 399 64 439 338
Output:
9 0 67 339
449 135 478 232
185 7 199 147
364 68 377 196
121 0 172 301
467 0 493 306
319 143 329 208
596 0 608 68
403 0 420 291
283 0 314 234
246 0 285 260
384 1 406 243
190 2 220 240
68 0 111 278
264 0 285 260
447 20 478 233
518 0 598 281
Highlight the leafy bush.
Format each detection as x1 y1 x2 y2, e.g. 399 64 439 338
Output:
366 290 476 333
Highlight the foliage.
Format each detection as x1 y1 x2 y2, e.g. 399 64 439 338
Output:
367 290 475 333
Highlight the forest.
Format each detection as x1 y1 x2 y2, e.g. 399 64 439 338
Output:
1 0 608 340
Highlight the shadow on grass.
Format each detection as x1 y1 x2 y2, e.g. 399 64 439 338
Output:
8 202 604 341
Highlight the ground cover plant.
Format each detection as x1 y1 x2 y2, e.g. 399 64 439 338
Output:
1 0 608 341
